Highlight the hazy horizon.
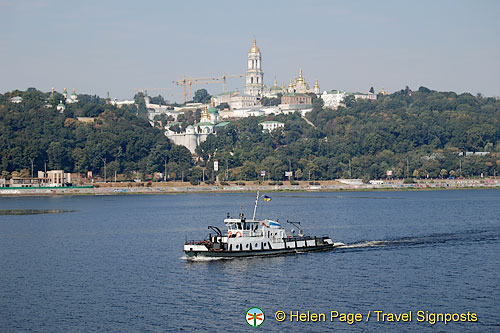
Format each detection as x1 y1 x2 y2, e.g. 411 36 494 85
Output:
1 0 499 101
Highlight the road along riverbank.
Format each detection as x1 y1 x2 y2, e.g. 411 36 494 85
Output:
1 179 498 196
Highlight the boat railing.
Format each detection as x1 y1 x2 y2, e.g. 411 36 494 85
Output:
284 235 320 242
185 239 210 245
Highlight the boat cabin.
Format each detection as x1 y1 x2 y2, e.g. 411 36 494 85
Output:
224 215 286 240
224 217 260 238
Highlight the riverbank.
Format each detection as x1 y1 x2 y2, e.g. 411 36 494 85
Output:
1 178 499 196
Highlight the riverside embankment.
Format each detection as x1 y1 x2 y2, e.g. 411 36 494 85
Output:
1 179 499 196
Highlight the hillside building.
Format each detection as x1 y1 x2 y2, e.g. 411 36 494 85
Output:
279 93 313 115
212 91 258 110
165 106 229 154
285 69 320 95
66 88 78 104
321 90 377 109
259 120 284 132
321 90 347 109
353 92 377 100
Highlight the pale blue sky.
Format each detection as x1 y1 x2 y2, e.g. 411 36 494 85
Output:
1 0 499 101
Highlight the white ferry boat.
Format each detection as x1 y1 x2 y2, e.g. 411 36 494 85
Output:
184 192 344 259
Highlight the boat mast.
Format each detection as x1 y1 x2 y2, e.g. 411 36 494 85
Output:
252 191 260 220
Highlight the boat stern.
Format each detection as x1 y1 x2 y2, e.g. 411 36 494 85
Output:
184 241 211 259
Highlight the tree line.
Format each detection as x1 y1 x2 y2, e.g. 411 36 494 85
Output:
0 89 192 180
194 87 500 182
1 86 499 183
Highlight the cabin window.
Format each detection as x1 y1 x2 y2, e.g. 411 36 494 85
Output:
255 243 258 248
246 244 249 248
236 244 239 249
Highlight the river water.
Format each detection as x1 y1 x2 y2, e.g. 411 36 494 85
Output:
0 190 499 332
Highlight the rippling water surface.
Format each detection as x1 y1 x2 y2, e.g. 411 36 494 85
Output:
0 190 499 332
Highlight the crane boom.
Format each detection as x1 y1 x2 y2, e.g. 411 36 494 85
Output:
172 73 245 102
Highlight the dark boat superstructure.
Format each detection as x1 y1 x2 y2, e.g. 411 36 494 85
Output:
184 192 343 259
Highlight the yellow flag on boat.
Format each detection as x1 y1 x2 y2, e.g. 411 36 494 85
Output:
264 195 272 202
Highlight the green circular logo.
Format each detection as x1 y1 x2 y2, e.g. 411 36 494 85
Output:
246 307 265 327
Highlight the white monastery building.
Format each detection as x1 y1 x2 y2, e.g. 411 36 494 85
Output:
165 105 229 154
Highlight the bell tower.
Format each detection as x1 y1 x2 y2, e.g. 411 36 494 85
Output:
244 39 264 97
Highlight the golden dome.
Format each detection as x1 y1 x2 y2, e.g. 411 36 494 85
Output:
202 106 209 117
249 39 260 53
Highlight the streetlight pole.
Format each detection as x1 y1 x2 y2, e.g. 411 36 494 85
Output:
288 157 292 182
29 157 34 179
406 156 409 178
164 159 167 182
100 157 107 183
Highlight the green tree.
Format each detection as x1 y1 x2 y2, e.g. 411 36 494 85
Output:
241 161 257 180
343 95 355 107
47 142 68 170
192 89 211 104
190 166 203 185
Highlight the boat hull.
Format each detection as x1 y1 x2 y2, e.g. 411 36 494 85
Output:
185 242 344 259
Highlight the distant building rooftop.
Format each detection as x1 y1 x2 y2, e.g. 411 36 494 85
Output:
283 93 310 97
259 120 284 125
76 117 96 123
214 121 231 127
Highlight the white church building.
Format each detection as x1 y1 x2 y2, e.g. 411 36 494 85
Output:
165 106 229 154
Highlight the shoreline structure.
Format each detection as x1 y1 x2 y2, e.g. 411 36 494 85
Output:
1 179 498 196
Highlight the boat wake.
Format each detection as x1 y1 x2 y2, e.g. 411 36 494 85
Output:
338 240 387 248
338 229 498 251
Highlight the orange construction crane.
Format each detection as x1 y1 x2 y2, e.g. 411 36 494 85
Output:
219 73 245 92
172 76 218 103
172 74 245 103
